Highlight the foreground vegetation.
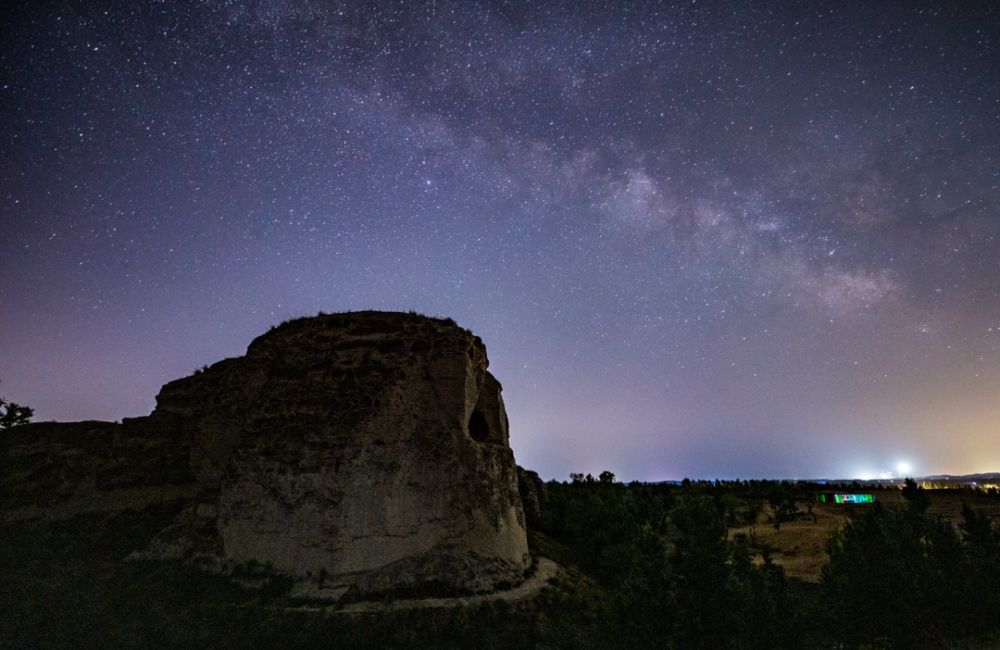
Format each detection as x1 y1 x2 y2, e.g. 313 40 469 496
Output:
2 477 1000 649
542 475 1000 649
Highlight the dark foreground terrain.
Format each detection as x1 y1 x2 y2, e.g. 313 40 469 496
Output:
1 502 599 650
3 480 1000 650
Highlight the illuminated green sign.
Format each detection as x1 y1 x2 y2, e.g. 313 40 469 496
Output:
819 493 874 504
835 494 873 504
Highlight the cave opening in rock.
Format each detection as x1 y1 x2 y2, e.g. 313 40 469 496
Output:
468 410 490 442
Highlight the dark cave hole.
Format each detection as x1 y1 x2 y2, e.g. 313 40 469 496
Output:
468 410 490 442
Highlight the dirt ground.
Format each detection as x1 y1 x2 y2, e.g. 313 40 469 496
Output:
729 489 1000 583
284 557 562 614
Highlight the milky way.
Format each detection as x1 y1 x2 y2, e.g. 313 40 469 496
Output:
2 1 998 480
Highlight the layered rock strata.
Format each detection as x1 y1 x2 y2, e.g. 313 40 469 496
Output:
2 311 530 595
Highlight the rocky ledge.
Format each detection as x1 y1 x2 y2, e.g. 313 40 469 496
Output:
2 311 533 596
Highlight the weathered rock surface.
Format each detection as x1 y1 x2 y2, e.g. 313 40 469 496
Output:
2 311 531 595
1 420 197 520
517 466 548 526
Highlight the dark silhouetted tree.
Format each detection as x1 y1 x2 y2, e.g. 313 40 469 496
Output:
957 502 1000 635
669 489 794 649
822 502 932 646
821 497 1000 647
0 397 33 431
901 476 930 512
768 485 797 530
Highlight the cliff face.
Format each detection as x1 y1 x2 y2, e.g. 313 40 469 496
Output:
3 311 530 595
1 419 196 519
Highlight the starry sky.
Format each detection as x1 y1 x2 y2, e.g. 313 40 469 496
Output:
2 0 999 482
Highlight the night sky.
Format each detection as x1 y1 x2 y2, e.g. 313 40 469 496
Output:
2 1 998 482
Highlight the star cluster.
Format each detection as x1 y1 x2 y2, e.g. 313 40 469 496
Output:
2 0 998 480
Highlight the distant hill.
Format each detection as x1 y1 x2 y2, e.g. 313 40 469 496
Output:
816 473 1000 486
641 473 1000 486
920 473 1000 481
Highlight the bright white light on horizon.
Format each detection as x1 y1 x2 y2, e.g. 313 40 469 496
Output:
897 462 912 476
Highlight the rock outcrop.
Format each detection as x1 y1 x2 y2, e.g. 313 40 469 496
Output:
2 311 530 595
517 466 548 526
